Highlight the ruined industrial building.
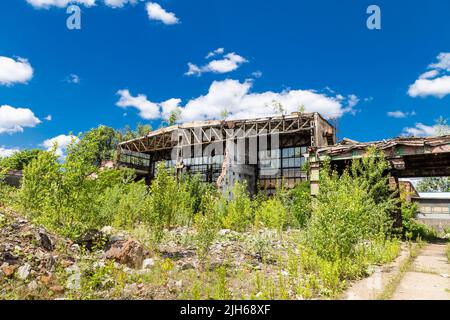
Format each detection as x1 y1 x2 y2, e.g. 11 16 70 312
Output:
117 112 336 195
116 111 450 229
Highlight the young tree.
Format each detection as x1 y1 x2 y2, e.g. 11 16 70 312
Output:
0 149 45 170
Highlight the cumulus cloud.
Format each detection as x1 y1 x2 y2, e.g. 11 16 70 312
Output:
27 0 142 9
419 70 439 80
387 110 416 118
408 76 450 98
408 52 450 98
26 0 96 8
42 134 78 158
117 79 357 123
65 74 81 84
0 56 33 86
402 123 436 137
250 71 263 79
206 48 224 59
185 50 248 76
0 147 19 158
116 89 161 120
104 0 138 8
178 80 351 121
146 2 179 25
0 105 41 134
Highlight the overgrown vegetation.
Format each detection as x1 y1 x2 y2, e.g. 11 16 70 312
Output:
0 128 424 300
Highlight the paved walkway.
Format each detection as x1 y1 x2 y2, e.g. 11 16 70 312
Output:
391 243 450 300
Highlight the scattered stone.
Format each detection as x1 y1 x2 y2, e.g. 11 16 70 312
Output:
101 226 114 235
66 265 81 291
11 223 20 230
70 244 81 253
105 238 146 268
40 273 52 286
219 229 231 236
142 258 155 269
49 285 65 294
75 229 105 251
2 265 16 277
179 262 195 271
1 251 19 265
28 280 38 291
61 259 74 268
37 229 54 251
17 263 31 280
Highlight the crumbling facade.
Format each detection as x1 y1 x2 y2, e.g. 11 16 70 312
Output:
117 112 336 195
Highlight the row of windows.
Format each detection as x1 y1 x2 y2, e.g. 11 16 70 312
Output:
419 205 450 214
258 147 308 160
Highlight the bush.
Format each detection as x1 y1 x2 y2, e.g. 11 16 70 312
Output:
401 201 437 241
306 148 397 261
221 181 254 232
0 149 44 171
254 197 286 231
278 182 312 228
195 190 221 260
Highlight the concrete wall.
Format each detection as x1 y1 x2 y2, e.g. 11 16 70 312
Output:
417 215 450 233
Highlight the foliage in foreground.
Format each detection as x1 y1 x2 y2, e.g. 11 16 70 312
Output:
306 148 397 261
0 127 413 299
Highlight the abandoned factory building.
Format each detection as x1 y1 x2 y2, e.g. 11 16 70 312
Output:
117 112 336 195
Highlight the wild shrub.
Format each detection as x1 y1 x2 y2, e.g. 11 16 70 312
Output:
401 201 437 241
254 197 286 231
98 181 149 229
195 190 221 260
221 181 254 232
306 148 397 261
19 149 61 216
277 181 312 228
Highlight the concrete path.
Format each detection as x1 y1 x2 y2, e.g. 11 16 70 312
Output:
343 244 410 300
391 243 450 300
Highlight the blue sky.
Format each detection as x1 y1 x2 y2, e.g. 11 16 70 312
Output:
1 0 449 156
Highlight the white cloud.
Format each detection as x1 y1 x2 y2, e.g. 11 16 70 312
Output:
250 71 263 79
419 70 439 79
66 74 81 84
0 147 19 158
44 115 53 121
146 2 179 25
26 0 96 8
0 105 41 134
408 52 450 98
0 56 33 86
42 134 78 158
177 79 354 121
206 48 224 59
160 98 181 120
116 89 160 120
429 53 450 71
104 0 138 8
402 123 436 137
185 50 248 76
118 80 356 123
387 110 416 118
408 76 450 98
347 94 359 108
